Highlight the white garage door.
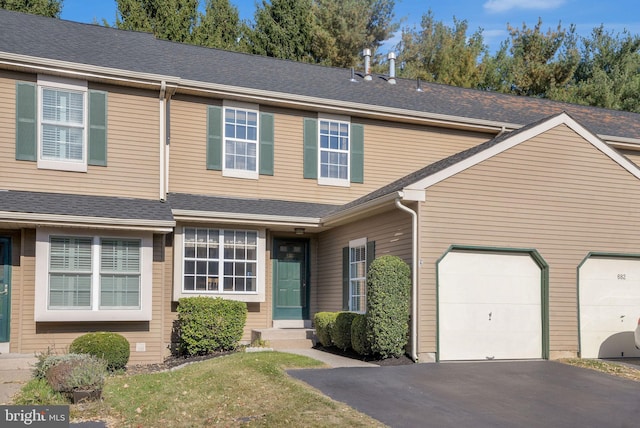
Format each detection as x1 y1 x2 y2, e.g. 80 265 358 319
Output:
579 257 640 358
438 251 543 361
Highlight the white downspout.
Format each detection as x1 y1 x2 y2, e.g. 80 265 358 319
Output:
395 197 419 362
159 81 167 201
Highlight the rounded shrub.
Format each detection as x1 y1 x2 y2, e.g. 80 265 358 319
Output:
365 255 411 358
69 332 130 371
351 314 370 355
177 297 248 356
313 312 338 347
332 312 358 351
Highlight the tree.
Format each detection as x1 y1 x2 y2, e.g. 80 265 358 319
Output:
114 0 199 44
191 0 242 50
484 18 580 97
396 10 487 88
0 0 62 17
312 0 398 68
549 26 640 112
248 0 318 62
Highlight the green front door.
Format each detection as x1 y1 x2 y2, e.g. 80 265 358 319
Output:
0 237 11 343
273 239 309 320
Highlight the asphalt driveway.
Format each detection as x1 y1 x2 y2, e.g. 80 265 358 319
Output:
289 361 640 428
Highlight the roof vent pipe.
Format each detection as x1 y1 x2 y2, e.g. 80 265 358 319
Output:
387 52 396 84
363 49 372 81
416 78 423 92
350 67 357 82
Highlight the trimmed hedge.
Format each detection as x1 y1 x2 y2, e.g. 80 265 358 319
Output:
314 312 338 347
177 297 247 356
69 332 130 371
332 312 358 351
351 314 370 355
366 255 411 358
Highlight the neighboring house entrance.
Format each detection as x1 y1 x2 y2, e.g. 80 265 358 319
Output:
578 255 640 358
0 237 11 347
273 239 309 322
437 248 547 361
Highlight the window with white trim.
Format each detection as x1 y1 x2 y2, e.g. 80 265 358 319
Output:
183 228 258 293
38 76 88 171
349 238 367 313
224 107 258 178
35 228 152 322
319 119 349 184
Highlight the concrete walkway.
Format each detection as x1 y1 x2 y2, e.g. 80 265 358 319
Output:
0 353 37 404
281 348 378 368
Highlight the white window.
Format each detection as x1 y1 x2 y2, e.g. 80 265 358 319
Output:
173 226 266 302
183 228 257 293
349 238 367 313
223 105 259 179
319 117 350 186
37 75 88 172
35 228 153 321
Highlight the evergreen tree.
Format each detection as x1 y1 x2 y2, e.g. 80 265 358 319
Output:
192 0 242 50
0 0 62 17
114 0 199 43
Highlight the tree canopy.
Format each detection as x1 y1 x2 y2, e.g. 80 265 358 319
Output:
0 0 61 17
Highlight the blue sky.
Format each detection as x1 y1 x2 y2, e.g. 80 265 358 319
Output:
60 0 640 53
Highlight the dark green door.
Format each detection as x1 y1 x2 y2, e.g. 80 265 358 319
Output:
0 237 11 343
273 239 309 320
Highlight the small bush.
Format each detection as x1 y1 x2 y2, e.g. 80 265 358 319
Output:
314 312 338 347
366 255 411 358
332 312 358 351
177 297 248 356
351 314 370 355
45 354 107 393
69 332 130 371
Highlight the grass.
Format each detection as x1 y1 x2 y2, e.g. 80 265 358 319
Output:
560 358 640 382
15 351 386 427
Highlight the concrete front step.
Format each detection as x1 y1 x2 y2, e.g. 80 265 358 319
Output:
252 328 316 350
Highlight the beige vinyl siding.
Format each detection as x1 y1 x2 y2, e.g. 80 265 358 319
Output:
617 148 640 169
0 72 160 199
417 124 640 359
316 208 413 314
168 96 490 204
11 229 169 365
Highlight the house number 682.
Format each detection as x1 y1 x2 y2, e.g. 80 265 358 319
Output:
617 274 626 280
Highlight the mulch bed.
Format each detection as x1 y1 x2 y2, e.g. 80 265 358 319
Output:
123 345 414 376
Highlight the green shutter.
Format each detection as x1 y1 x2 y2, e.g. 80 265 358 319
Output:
350 123 364 183
88 90 107 166
206 106 222 170
366 240 376 270
342 246 349 311
15 82 37 161
259 112 274 175
303 118 317 179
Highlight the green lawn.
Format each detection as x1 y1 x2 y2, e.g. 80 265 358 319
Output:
16 351 386 427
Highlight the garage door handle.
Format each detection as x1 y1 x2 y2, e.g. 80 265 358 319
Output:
0 284 7 295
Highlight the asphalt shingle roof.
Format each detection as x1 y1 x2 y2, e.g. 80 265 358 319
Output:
168 193 340 219
0 190 174 222
1 9 639 141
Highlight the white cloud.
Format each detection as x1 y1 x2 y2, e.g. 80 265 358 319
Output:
483 0 566 13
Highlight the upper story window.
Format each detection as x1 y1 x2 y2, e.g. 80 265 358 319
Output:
206 102 273 178
224 107 258 178
303 114 364 187
319 119 349 184
15 76 107 170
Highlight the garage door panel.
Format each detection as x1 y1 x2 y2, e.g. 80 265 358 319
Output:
579 257 640 359
438 251 543 361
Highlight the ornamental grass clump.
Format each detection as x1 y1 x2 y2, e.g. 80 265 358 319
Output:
43 353 107 393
